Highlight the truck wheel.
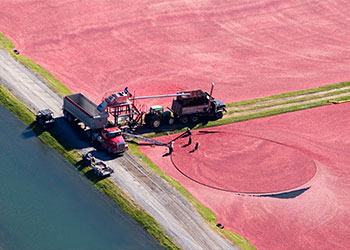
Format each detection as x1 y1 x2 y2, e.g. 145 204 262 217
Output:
168 117 175 125
151 118 161 129
179 115 189 124
190 114 199 123
63 110 69 120
67 114 74 123
144 114 151 126
215 112 223 119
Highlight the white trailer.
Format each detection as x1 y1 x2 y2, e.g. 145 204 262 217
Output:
63 93 109 130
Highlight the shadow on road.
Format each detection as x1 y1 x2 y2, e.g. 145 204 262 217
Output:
22 117 93 151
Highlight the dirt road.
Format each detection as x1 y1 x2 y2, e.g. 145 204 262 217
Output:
0 48 238 250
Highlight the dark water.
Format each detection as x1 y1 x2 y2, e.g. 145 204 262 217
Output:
0 104 162 250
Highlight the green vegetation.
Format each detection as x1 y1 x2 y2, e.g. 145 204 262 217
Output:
0 83 179 250
0 32 14 52
228 88 350 114
0 32 72 96
128 142 256 250
226 81 350 108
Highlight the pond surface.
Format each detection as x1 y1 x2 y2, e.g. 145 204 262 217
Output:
0 104 162 250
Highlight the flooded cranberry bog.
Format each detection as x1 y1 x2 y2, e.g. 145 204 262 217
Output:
141 103 350 250
1 0 350 249
1 1 350 107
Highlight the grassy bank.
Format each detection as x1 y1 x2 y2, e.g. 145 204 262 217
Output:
226 81 350 108
0 32 71 96
0 83 178 249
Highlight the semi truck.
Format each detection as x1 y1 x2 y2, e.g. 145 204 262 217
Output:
63 93 127 154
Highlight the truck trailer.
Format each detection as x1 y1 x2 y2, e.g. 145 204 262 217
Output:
63 93 127 154
171 89 226 124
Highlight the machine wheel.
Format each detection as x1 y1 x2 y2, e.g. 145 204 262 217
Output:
67 113 74 123
64 110 74 123
179 115 189 124
151 117 161 129
190 114 199 123
63 110 69 120
168 117 175 125
215 111 223 119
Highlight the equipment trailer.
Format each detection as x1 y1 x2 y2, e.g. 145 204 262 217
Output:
83 153 114 177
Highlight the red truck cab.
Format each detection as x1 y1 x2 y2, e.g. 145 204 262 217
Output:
98 127 127 154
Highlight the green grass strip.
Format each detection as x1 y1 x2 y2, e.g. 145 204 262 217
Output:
216 95 350 127
228 88 350 114
128 143 256 250
0 32 72 96
0 83 179 250
226 81 350 108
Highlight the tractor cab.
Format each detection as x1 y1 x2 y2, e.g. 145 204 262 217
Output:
149 105 164 115
36 109 55 129
144 105 174 129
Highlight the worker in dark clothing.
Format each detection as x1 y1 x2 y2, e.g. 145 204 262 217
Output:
187 127 192 136
124 86 132 97
190 142 199 153
188 135 192 145
182 134 192 148
194 141 199 151
169 141 174 154
163 141 174 157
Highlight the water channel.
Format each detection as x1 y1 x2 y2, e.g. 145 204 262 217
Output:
0 104 162 250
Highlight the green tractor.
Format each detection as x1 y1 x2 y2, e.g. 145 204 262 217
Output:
144 105 175 129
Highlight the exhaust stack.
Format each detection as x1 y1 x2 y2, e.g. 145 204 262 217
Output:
207 82 215 111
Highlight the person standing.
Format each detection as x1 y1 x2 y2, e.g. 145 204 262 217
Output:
188 135 192 145
194 141 199 151
190 141 199 153
169 141 174 154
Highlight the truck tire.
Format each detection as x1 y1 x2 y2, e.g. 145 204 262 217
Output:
64 110 74 123
67 113 74 123
151 117 161 129
144 114 151 126
179 115 189 124
168 117 175 125
215 111 223 119
190 114 199 123
63 110 69 120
